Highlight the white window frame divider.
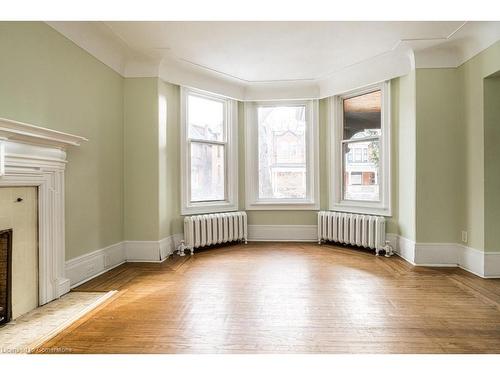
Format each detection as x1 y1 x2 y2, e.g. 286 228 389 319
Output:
180 87 238 215
328 81 391 216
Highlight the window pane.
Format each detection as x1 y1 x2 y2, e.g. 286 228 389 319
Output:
343 90 381 140
188 95 224 141
190 142 225 202
257 106 306 199
343 140 380 201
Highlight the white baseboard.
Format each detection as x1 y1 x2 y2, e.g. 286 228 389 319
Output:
65 233 183 287
248 225 317 242
388 233 500 278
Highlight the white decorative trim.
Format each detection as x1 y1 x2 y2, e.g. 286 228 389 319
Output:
65 242 126 288
388 233 500 278
47 21 500 101
244 100 320 210
65 234 183 287
484 251 500 278
247 225 317 242
0 117 87 149
0 119 85 305
125 234 183 262
387 233 416 265
414 243 458 266
458 245 485 278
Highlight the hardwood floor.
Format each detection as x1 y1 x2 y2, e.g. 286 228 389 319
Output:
36 242 500 353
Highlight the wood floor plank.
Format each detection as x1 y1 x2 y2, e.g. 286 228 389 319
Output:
37 243 500 354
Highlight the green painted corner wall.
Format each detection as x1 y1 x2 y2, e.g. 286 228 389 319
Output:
415 68 464 243
0 22 124 260
123 77 161 241
123 78 183 241
391 73 416 240
458 40 500 251
162 81 183 237
484 75 500 252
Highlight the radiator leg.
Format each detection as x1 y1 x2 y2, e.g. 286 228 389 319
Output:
177 241 187 257
244 238 248 245
375 248 380 256
318 239 322 245
190 247 194 256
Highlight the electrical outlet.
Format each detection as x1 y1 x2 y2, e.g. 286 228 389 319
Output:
461 230 468 243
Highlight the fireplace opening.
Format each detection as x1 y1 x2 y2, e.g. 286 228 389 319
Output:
0 229 13 325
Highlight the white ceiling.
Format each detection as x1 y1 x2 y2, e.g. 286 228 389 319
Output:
104 21 466 82
47 21 500 100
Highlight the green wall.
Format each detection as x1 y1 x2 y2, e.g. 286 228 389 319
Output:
484 74 500 252
162 81 183 237
0 22 124 260
124 78 161 241
458 40 500 251
123 79 182 241
415 68 464 243
394 71 416 240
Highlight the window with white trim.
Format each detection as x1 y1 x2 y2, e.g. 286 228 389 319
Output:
180 87 238 215
245 100 319 210
329 82 391 216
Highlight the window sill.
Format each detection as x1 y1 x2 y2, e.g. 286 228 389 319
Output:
329 202 391 217
181 202 239 216
246 201 320 211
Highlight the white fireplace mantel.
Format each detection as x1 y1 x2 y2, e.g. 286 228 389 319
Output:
0 117 87 305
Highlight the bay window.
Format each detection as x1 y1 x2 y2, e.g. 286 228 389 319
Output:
329 82 391 216
245 100 319 210
181 87 238 215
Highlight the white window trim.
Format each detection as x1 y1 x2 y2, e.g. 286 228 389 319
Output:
180 87 238 215
328 81 391 216
245 100 320 211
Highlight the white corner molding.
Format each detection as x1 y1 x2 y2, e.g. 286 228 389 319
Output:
247 225 318 242
46 21 500 101
46 21 130 76
66 234 184 288
388 233 500 278
0 117 87 304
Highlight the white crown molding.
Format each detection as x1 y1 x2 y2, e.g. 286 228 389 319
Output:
0 117 88 149
412 21 500 68
46 21 500 100
46 21 130 76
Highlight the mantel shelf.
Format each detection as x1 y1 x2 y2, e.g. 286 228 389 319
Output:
0 117 88 149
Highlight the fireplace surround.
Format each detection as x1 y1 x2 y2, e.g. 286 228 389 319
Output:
0 117 86 306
